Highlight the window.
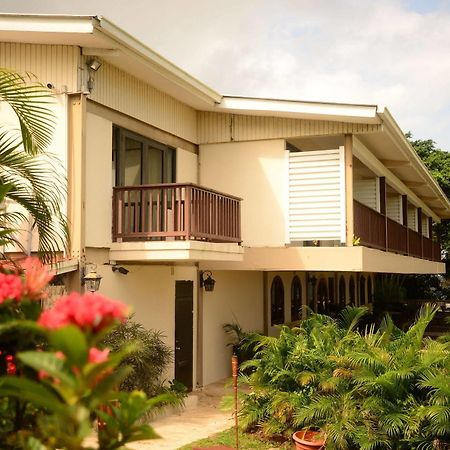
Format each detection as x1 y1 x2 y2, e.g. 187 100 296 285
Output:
291 276 302 322
367 276 373 303
271 276 285 326
339 276 346 307
359 276 366 305
113 126 175 186
317 278 328 314
349 276 355 305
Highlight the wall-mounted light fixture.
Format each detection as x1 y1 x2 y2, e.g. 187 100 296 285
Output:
87 58 102 72
82 264 102 293
86 57 102 93
112 265 129 275
200 270 216 292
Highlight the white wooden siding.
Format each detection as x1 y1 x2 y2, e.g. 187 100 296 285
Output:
354 179 377 210
289 149 346 243
197 111 382 144
408 207 417 231
0 43 79 92
88 61 198 143
387 194 402 223
422 216 429 238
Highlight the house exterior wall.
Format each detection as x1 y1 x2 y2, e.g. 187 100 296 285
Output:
199 139 288 247
197 111 382 144
0 43 80 93
85 112 113 247
88 61 198 144
201 270 264 386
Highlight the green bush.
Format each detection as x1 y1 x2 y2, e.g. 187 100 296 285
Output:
102 316 173 397
240 306 450 450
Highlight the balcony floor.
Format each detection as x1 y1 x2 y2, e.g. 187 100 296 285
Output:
110 240 244 263
197 245 446 274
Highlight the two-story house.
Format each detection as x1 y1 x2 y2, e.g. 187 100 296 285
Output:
1 14 449 388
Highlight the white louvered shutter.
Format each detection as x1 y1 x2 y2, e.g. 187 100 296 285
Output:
289 148 346 243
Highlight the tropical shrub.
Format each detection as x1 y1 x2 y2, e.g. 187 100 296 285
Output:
101 315 174 397
0 257 173 449
240 306 450 450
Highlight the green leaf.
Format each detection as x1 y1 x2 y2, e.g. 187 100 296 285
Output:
49 325 88 367
0 376 67 415
17 351 75 388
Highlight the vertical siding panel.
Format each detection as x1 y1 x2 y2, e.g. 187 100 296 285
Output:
1 43 80 92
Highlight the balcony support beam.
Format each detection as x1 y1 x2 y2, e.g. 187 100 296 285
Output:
344 134 354 247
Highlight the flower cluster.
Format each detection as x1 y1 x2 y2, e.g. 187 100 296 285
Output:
0 273 23 303
0 257 53 304
38 292 128 332
21 257 54 300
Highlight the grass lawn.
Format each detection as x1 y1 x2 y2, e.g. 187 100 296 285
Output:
177 427 294 449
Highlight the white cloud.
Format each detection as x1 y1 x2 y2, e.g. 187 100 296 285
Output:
1 0 450 148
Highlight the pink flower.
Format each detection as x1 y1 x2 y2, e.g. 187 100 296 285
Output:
88 347 110 364
21 257 54 300
0 273 23 303
38 292 128 332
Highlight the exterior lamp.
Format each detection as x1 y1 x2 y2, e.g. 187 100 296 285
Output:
82 266 102 293
200 271 216 292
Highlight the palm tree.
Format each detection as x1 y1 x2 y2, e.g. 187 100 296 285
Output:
0 69 68 262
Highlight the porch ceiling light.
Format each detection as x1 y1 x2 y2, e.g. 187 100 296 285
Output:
82 265 102 293
200 271 216 292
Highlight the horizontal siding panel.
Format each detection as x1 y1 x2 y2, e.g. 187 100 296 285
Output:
89 61 197 143
197 111 382 144
354 179 377 210
0 43 79 92
289 149 345 242
387 195 401 223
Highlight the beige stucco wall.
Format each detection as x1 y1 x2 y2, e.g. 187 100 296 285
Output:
176 148 198 183
85 112 113 247
201 270 264 386
199 140 287 247
0 93 69 253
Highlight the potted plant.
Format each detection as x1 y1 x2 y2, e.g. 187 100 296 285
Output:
292 428 326 450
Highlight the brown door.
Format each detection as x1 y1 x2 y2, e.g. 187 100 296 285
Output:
175 281 193 391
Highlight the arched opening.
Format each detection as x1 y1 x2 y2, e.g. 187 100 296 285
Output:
317 278 328 314
271 276 285 326
359 276 366 305
367 276 373 303
349 276 356 305
291 276 302 322
339 276 346 307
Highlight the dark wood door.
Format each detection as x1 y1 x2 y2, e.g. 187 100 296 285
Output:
175 280 193 391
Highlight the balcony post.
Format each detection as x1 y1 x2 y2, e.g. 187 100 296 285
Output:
417 207 423 257
402 195 408 254
344 134 354 247
379 177 387 250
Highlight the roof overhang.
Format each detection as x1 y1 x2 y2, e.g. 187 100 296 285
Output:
0 13 222 109
214 96 380 124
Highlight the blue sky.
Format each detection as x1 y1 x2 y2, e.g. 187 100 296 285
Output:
1 0 450 150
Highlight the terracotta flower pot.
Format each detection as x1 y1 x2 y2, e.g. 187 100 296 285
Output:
292 429 326 450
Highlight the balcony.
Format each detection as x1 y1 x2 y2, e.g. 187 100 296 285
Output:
354 200 441 262
113 183 241 243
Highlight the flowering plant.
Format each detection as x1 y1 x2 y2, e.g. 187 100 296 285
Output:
0 258 168 449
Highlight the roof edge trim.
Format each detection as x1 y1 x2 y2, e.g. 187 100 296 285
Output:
215 96 381 123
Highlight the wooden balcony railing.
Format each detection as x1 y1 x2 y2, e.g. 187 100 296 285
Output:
354 200 441 262
354 201 386 250
112 183 242 243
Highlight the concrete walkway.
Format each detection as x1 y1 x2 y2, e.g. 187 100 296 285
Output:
128 380 234 450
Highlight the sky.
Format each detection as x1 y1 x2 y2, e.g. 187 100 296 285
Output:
2 0 450 149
